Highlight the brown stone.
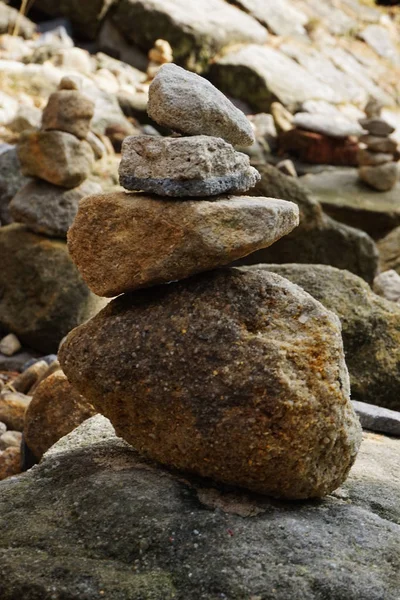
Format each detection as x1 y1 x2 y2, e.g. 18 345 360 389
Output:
0 446 21 481
24 370 96 460
17 130 95 188
59 268 362 499
67 192 299 297
279 128 359 166
358 148 393 166
0 391 31 431
41 90 94 139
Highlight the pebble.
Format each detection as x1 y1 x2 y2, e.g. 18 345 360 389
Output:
0 446 21 480
0 391 31 431
270 102 293 133
352 400 400 437
147 63 255 147
359 162 399 192
359 118 395 137
119 135 260 197
11 360 49 395
373 270 400 303
41 89 95 140
17 130 95 188
0 430 22 450
358 148 394 166
0 333 21 356
359 135 398 153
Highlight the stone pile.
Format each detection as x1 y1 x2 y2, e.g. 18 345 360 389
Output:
0 77 106 354
59 64 362 500
358 116 399 191
10 76 101 237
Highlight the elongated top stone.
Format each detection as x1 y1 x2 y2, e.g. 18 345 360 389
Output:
67 192 299 297
119 135 260 197
147 63 255 147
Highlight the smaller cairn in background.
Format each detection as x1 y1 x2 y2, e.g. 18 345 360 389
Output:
147 39 173 80
358 103 399 192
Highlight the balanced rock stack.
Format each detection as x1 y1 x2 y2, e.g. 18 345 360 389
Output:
358 116 399 192
10 76 101 237
60 64 362 500
0 77 105 354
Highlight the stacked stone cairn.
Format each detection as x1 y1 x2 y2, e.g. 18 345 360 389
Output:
59 64 362 500
0 77 105 354
358 114 399 192
10 76 101 237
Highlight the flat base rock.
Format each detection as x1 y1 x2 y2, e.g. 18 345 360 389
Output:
301 167 400 239
60 268 361 499
0 415 398 599
0 224 107 354
67 192 299 297
9 179 102 238
119 135 260 197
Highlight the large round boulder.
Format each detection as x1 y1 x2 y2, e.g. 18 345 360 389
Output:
60 268 361 499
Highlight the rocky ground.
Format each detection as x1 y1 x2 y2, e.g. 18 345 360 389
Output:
0 0 400 598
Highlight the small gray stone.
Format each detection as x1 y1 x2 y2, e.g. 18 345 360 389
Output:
359 118 395 137
293 112 366 138
358 148 393 166
352 400 400 437
10 179 102 238
360 134 398 153
147 64 255 147
0 147 29 226
359 162 399 192
119 135 260 197
373 270 400 303
0 334 21 357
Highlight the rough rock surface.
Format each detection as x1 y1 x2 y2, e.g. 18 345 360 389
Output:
359 162 399 192
261 264 400 411
293 112 366 138
0 415 398 598
112 0 268 71
119 135 260 196
301 167 400 239
0 146 29 226
373 269 400 303
233 0 308 36
41 90 95 139
235 164 378 284
0 392 31 431
352 400 400 437
10 179 102 238
67 192 299 297
210 45 337 112
35 0 116 39
60 268 361 499
0 446 21 481
148 64 255 146
0 224 106 353
24 370 96 460
17 130 95 188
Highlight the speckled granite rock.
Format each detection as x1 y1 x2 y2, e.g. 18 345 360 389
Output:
119 135 260 196
59 268 361 499
17 130 95 188
24 370 96 460
9 179 102 238
67 192 299 297
41 90 95 139
147 64 255 146
260 263 400 411
0 416 397 599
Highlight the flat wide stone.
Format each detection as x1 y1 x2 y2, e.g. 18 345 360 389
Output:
67 192 299 297
147 63 255 147
119 135 260 196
